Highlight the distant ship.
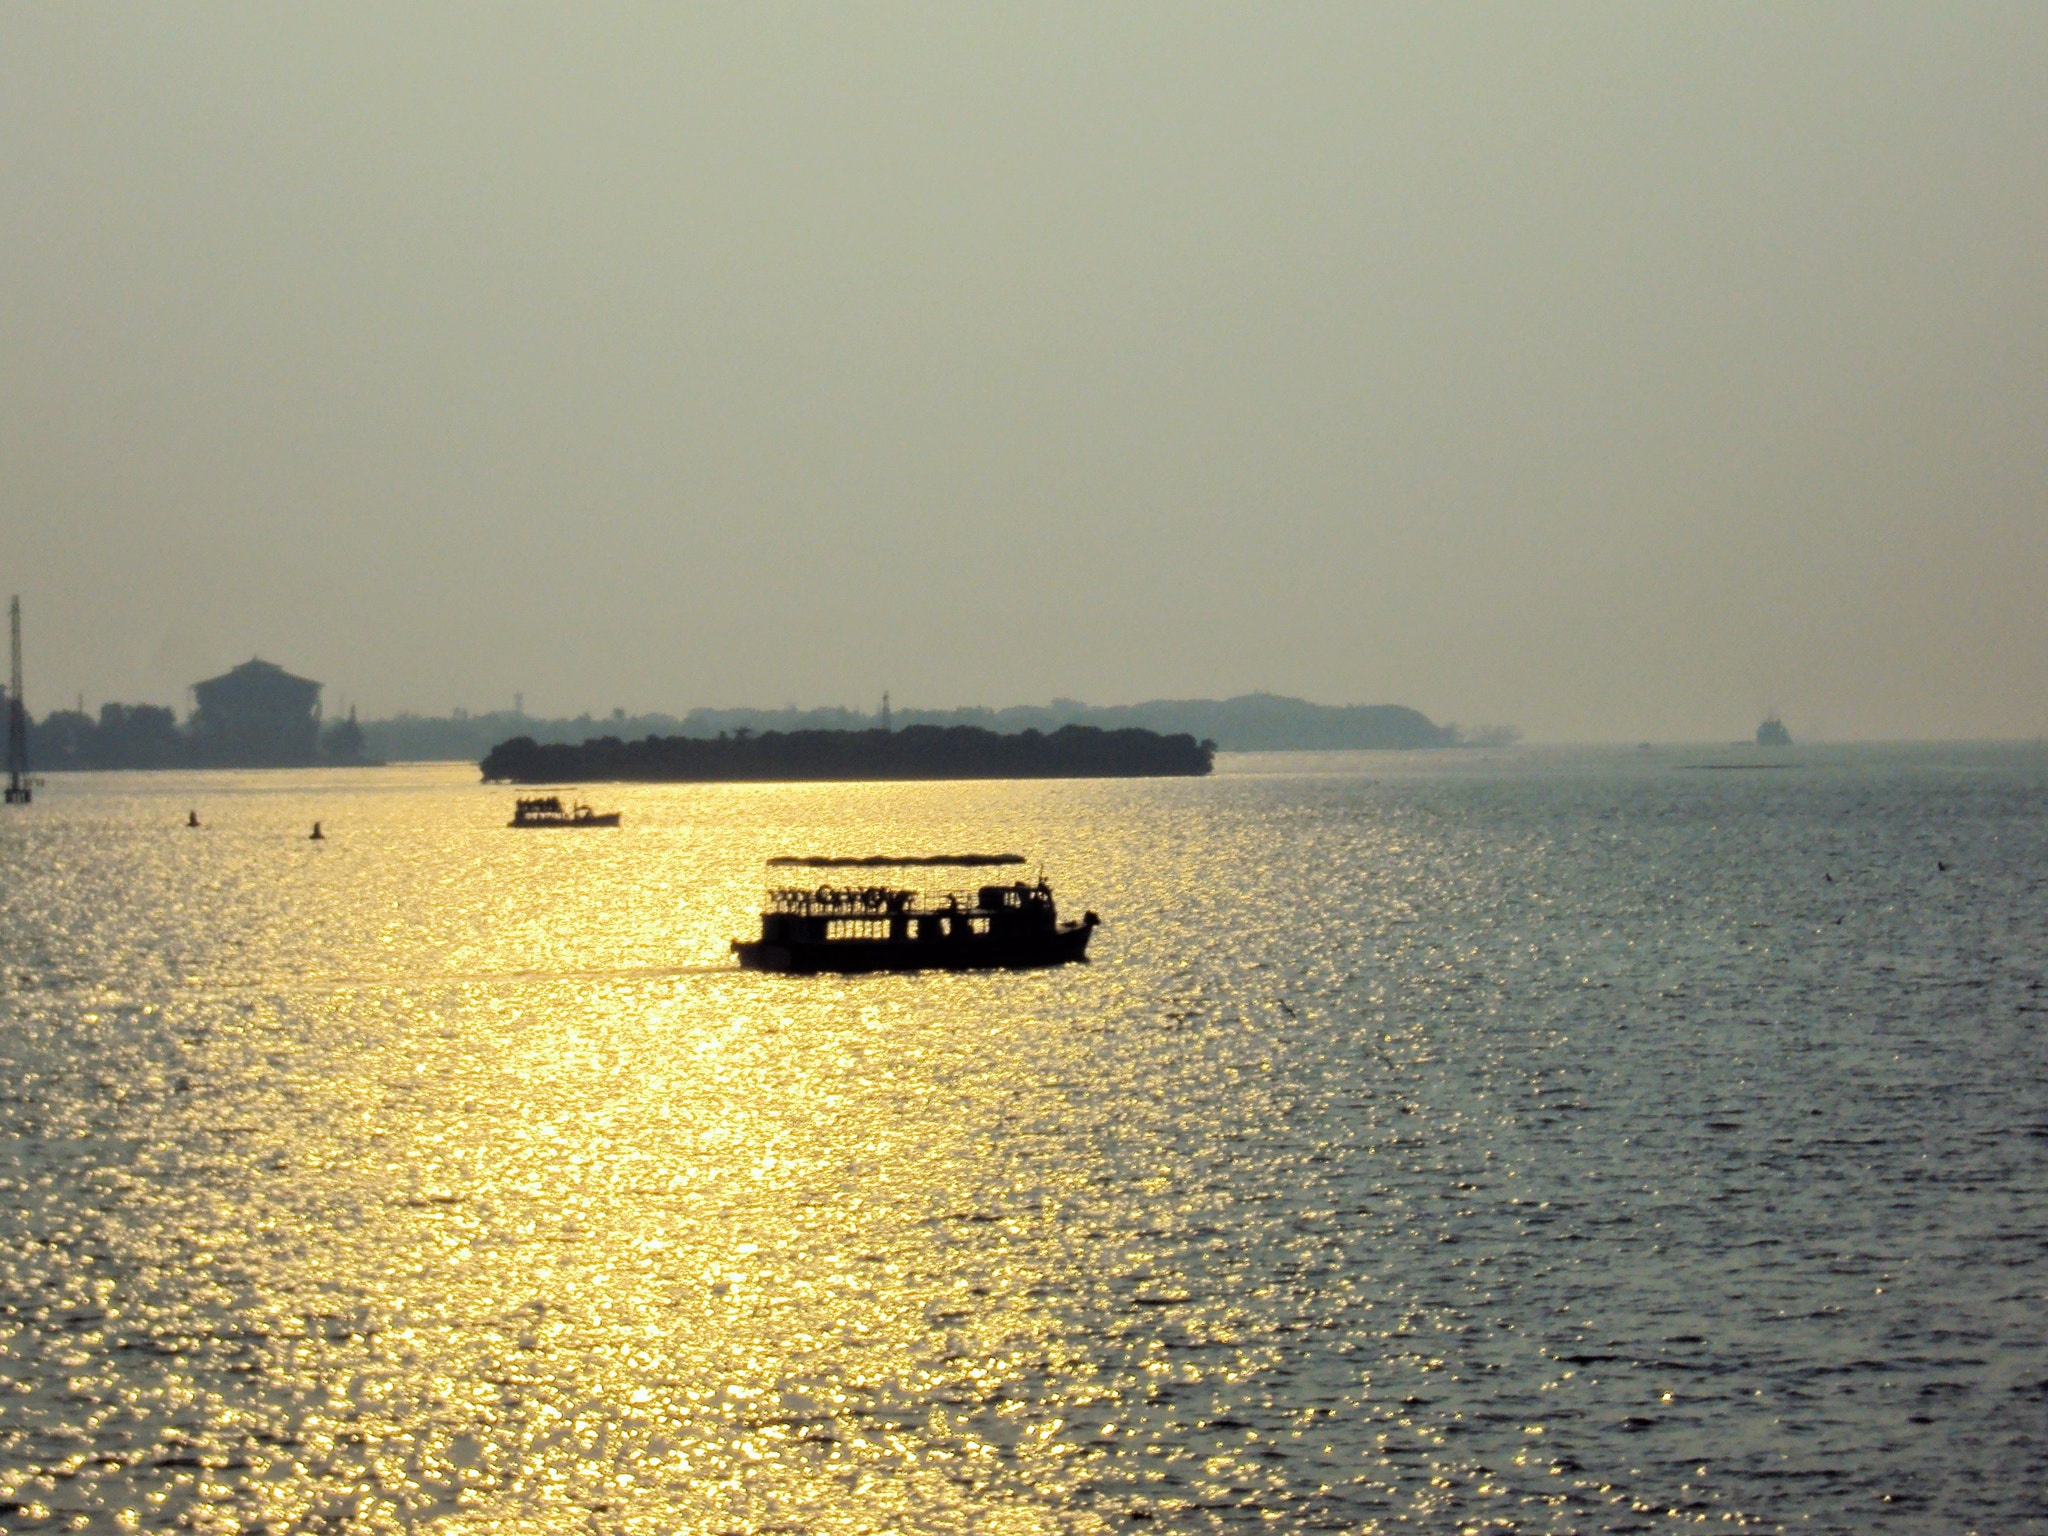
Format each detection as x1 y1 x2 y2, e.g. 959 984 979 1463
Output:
1756 715 1792 747
732 854 1098 973
508 795 621 828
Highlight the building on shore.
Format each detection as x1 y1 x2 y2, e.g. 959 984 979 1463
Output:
189 658 322 766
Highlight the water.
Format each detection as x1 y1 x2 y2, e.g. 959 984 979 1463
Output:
1 746 2045 1534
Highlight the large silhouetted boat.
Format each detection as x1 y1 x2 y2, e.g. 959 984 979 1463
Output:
732 854 1099 973
508 795 621 828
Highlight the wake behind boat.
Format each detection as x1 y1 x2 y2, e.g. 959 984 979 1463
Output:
508 794 621 828
732 853 1098 973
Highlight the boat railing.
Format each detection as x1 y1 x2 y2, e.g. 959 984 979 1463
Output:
763 877 1056 918
766 884 920 915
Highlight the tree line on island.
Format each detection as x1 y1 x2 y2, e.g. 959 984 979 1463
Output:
479 723 1216 783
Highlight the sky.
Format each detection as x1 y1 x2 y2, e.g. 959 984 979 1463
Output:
3 5 2044 741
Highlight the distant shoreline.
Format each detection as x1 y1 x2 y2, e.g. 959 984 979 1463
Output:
8 692 1495 768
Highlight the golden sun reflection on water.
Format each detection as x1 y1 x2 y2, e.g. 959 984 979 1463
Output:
282 961 1131 1534
114 773 1170 1534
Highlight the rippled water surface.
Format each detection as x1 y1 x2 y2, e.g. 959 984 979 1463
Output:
2 747 2045 1534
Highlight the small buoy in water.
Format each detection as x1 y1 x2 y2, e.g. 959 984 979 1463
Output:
309 821 324 840
187 810 200 828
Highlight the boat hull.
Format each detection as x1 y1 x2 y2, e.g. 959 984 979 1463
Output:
732 925 1093 974
509 812 621 828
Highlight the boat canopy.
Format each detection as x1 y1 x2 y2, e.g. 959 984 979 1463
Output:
767 853 1027 868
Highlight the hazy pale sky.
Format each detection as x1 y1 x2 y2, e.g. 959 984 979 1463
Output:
3 5 2043 740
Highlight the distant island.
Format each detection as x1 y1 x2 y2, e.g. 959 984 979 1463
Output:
384 694 1496 763
480 723 1214 783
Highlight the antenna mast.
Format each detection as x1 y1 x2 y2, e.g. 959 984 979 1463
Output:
5 596 29 804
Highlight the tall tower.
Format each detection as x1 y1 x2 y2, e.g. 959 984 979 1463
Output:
5 597 30 804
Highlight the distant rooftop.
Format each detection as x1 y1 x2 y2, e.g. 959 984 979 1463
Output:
192 657 322 708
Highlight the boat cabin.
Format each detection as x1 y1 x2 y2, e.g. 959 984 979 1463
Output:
755 876 1061 946
734 854 1096 972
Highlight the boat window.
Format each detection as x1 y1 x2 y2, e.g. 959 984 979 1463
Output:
827 917 891 940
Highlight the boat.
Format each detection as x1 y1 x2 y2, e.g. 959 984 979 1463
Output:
508 794 621 828
731 853 1099 973
1756 715 1792 747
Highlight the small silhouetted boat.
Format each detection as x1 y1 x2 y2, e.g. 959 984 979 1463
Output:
508 794 621 828
732 853 1099 973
